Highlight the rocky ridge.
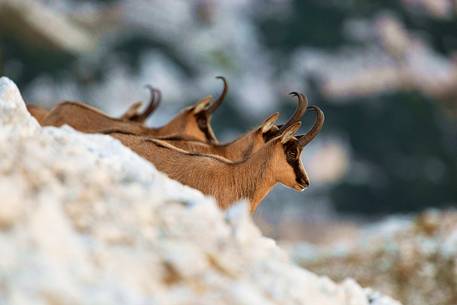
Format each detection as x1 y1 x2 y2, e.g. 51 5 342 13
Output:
289 210 457 305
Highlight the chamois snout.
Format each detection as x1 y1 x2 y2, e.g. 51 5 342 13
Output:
295 170 310 191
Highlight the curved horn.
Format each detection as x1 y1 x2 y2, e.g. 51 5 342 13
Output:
277 92 308 134
135 85 161 122
206 76 228 114
298 105 325 147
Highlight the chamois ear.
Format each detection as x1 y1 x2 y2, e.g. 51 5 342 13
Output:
280 121 301 144
260 112 280 133
193 96 213 114
121 101 143 120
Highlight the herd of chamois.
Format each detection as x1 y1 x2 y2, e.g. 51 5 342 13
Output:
27 77 324 212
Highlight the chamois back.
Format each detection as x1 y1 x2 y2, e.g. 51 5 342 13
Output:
42 102 148 134
27 105 49 124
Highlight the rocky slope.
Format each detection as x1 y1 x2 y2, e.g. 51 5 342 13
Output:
0 77 400 305
288 210 457 305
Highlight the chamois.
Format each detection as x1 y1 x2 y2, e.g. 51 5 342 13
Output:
105 92 308 161
26 85 161 125
110 106 324 212
42 77 228 143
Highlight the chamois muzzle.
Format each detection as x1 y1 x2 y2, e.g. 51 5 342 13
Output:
296 175 310 191
298 105 324 147
278 92 308 134
206 76 228 114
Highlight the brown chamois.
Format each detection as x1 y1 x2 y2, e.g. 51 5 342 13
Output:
104 92 308 161
42 77 228 143
110 106 324 212
26 85 161 125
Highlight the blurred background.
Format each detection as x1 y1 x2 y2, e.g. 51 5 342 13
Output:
2 1 457 304
1 0 456 240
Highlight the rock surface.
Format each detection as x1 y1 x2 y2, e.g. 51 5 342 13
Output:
288 210 457 305
0 0 96 53
0 77 400 305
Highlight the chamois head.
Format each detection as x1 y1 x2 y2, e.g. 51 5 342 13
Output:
245 92 308 153
271 105 325 192
120 85 161 123
163 76 228 143
262 92 309 141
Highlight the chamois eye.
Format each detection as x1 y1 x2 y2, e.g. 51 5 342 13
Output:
197 117 206 127
287 150 298 160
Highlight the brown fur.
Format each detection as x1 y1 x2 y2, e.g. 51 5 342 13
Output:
41 98 216 142
27 105 50 124
110 122 308 212
157 126 269 160
27 101 149 126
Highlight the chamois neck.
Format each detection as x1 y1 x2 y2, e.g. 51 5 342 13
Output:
160 110 188 128
217 130 259 158
228 143 276 211
155 111 194 137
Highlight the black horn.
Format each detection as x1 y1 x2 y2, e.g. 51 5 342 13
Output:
298 105 324 147
135 85 161 123
278 92 308 134
206 76 228 114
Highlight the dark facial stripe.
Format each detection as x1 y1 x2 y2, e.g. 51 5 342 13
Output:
195 112 217 143
283 141 307 186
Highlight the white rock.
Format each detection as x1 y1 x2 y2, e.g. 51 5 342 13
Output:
0 0 96 54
